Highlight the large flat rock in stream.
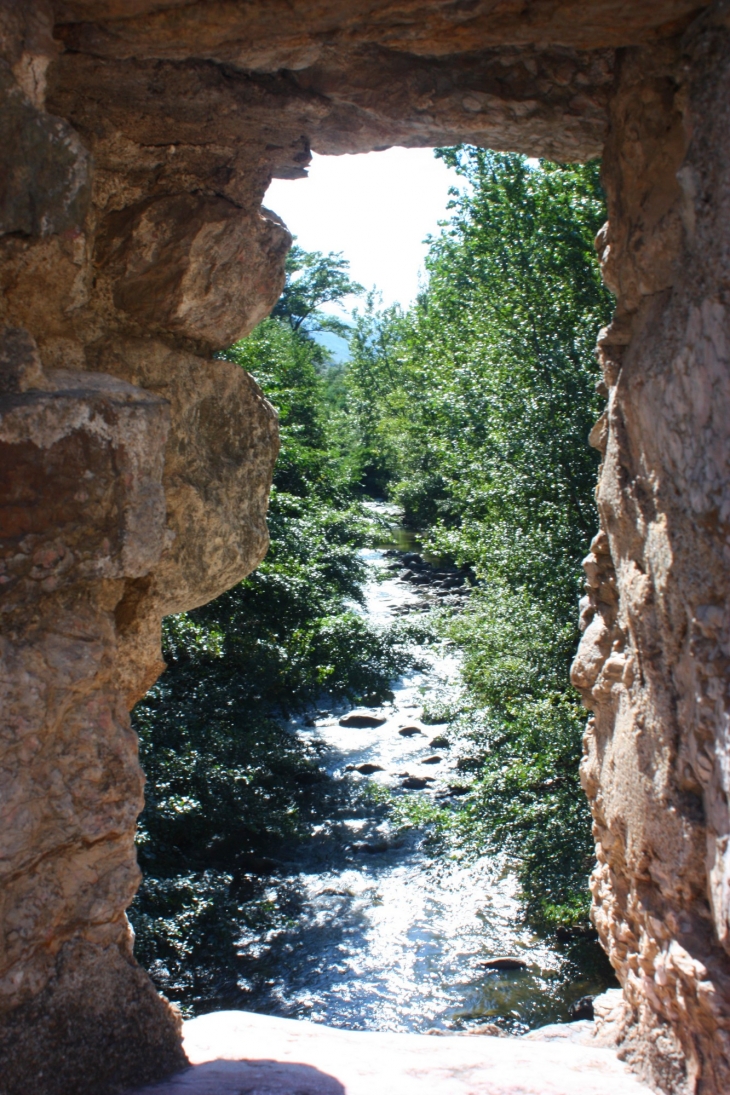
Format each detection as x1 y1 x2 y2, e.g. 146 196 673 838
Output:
126 1010 653 1095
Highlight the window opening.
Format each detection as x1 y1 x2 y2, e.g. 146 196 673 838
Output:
130 147 617 1035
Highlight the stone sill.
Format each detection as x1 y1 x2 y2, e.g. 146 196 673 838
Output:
127 999 651 1095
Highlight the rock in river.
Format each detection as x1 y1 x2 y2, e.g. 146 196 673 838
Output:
480 956 528 971
356 763 385 775
401 776 435 790
568 996 595 1021
422 755 442 765
399 725 424 736
340 711 388 728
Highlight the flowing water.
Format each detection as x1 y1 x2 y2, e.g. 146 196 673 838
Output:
233 509 614 1034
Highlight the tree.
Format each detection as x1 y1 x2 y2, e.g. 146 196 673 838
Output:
272 243 363 335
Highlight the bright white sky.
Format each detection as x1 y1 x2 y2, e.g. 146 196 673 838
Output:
264 147 459 314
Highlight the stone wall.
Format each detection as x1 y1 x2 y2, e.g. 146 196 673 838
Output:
0 2 727 1093
572 8 730 1093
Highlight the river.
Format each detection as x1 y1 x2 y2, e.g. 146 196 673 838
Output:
230 507 615 1035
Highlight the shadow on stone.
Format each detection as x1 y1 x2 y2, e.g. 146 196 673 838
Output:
0 940 185 1095
127 1058 346 1094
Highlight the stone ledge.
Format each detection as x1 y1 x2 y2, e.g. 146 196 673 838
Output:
126 1008 654 1095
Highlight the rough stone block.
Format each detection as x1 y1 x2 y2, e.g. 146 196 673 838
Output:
0 353 180 1092
96 194 291 348
0 59 89 238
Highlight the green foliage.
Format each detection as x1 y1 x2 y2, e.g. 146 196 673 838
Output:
272 242 363 335
344 150 613 930
345 299 409 495
449 587 594 930
225 317 336 496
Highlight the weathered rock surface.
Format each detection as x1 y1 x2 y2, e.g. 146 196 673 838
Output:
0 341 186 1091
125 1008 655 1095
99 197 288 347
1 1 729 1093
572 11 730 1093
84 339 279 708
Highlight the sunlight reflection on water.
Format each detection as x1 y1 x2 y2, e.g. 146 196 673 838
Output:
235 520 610 1033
